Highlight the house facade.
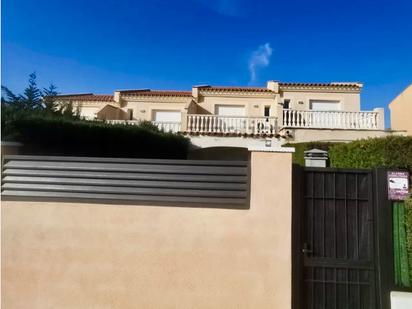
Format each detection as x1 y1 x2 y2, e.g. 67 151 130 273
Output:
53 81 392 148
389 83 412 135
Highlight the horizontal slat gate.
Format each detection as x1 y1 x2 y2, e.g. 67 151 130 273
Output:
1 155 250 208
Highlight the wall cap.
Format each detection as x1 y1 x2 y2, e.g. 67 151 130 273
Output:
248 146 295 153
1 141 23 147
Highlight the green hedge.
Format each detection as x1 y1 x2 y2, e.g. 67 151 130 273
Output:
11 115 189 159
329 136 412 170
406 197 412 283
284 142 340 166
394 201 411 287
285 136 412 169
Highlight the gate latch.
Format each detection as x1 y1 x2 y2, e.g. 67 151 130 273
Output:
302 243 313 255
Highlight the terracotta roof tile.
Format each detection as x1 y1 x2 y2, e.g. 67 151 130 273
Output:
201 86 272 93
51 81 362 102
51 94 114 102
120 90 192 97
279 82 362 88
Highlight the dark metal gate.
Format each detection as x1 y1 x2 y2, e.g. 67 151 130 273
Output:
293 167 380 309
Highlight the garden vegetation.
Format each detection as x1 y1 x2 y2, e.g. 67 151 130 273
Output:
1 73 189 159
286 136 412 171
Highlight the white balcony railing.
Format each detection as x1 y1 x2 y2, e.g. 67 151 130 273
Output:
108 109 383 136
108 120 140 125
151 121 181 133
187 114 277 135
108 120 181 133
282 110 382 130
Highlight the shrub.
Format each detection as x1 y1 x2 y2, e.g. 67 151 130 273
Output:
1 102 79 141
394 201 411 287
137 120 161 133
405 197 412 282
1 104 28 141
329 136 412 171
283 142 340 166
11 115 189 159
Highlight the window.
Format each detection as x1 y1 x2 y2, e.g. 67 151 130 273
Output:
283 99 290 109
264 106 270 117
153 110 182 122
310 100 341 111
127 109 133 120
215 105 246 116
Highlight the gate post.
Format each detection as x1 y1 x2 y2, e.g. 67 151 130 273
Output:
248 146 295 309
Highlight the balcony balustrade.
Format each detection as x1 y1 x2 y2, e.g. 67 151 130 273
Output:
186 114 278 135
282 109 382 130
108 120 181 133
108 108 384 136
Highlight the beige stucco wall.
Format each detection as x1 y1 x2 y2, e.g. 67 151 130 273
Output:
197 95 279 117
123 100 189 122
280 90 361 111
76 106 102 120
283 128 396 143
1 151 293 309
189 136 283 150
96 105 129 120
70 89 362 122
389 84 412 135
119 90 360 122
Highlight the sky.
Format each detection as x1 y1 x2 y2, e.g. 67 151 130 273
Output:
2 0 412 126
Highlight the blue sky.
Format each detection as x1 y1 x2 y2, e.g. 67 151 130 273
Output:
2 0 412 126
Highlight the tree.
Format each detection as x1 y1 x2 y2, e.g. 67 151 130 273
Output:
1 72 43 110
1 86 22 105
22 72 42 109
61 101 75 118
2 72 78 120
42 84 59 113
1 86 25 140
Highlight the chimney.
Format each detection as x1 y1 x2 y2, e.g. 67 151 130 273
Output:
267 80 279 93
114 91 121 103
192 85 210 101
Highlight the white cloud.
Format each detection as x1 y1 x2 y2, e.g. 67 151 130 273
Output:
248 43 273 84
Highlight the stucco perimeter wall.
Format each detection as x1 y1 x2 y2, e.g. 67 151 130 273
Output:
1 151 293 309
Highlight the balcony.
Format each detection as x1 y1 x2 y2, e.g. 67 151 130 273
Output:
186 114 278 136
108 108 384 137
151 121 181 133
108 120 181 133
282 109 384 130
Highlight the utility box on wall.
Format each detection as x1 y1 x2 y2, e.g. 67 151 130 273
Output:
304 148 329 168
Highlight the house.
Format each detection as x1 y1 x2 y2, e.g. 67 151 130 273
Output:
389 83 412 135
53 81 393 148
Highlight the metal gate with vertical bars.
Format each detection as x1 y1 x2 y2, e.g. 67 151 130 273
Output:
293 167 380 309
